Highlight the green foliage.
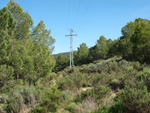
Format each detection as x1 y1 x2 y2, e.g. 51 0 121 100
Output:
65 102 76 112
91 101 126 113
54 18 150 71
0 1 56 87
74 43 89 65
74 85 110 104
137 66 150 91
31 86 61 113
54 53 69 72
96 35 109 59
0 7 16 88
7 0 33 40
29 20 56 84
120 84 150 113
0 65 14 88
57 68 88 90
31 20 55 48
31 105 48 113
5 86 39 113
0 79 23 93
6 96 23 113
119 18 150 63
0 7 16 35
1 1 150 113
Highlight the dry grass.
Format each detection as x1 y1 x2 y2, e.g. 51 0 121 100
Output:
81 87 93 92
74 96 98 113
56 108 70 113
99 91 117 107
19 105 31 113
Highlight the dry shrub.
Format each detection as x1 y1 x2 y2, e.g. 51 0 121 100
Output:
0 107 5 113
57 108 70 113
74 96 98 113
99 91 116 107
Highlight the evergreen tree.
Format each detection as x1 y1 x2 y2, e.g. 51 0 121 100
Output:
30 20 56 84
7 0 33 40
0 1 56 86
0 7 16 87
131 18 150 63
119 18 150 63
96 35 109 59
31 20 55 50
54 53 69 72
75 43 89 65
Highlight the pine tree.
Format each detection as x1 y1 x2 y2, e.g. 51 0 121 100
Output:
7 0 33 40
30 20 56 84
0 7 16 87
75 43 89 65
96 35 109 59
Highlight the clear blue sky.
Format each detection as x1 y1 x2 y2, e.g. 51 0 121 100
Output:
1 0 150 54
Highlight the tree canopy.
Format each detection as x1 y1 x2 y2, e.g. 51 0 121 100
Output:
0 1 55 86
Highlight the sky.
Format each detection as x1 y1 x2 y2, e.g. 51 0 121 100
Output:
0 0 150 54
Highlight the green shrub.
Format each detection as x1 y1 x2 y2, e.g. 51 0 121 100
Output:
90 72 111 85
131 61 141 70
91 101 126 113
0 79 24 93
6 96 23 113
65 102 76 112
31 105 47 113
32 86 61 113
4 86 39 113
137 67 150 91
74 85 111 104
94 84 111 101
110 79 124 90
57 69 89 90
74 89 95 103
120 84 150 113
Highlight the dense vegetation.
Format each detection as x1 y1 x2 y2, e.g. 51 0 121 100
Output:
54 18 150 71
0 0 150 113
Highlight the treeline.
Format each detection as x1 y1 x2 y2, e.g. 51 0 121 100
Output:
0 0 55 88
54 18 150 72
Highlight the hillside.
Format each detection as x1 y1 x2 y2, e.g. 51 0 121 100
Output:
53 57 150 113
1 57 149 113
1 53 149 113
0 1 150 113
53 52 70 58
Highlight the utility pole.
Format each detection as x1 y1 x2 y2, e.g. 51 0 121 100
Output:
65 29 77 69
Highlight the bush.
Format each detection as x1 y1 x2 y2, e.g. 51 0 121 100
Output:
74 85 111 104
31 86 61 113
93 84 111 103
65 102 76 112
6 96 23 113
110 79 124 91
120 84 150 113
5 86 38 113
31 105 47 113
74 96 97 113
0 79 24 93
57 69 88 90
91 101 126 113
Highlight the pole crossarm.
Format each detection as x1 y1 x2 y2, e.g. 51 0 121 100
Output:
65 34 77 37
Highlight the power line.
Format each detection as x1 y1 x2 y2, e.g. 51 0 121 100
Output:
73 0 81 30
65 0 71 34
78 0 91 32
